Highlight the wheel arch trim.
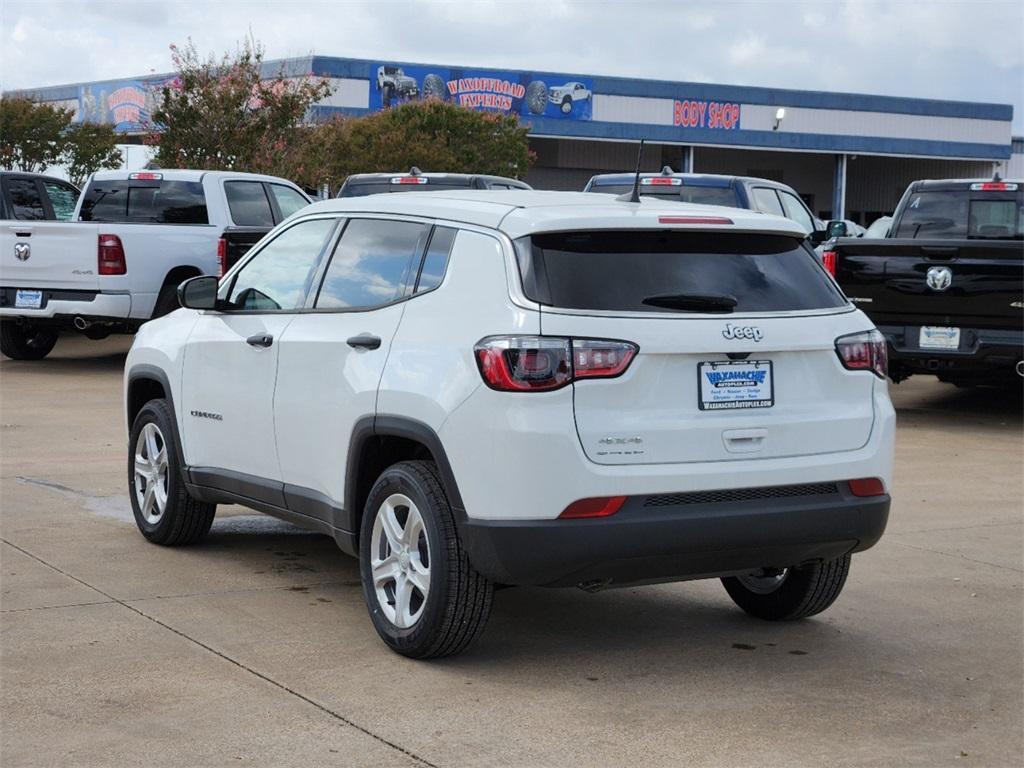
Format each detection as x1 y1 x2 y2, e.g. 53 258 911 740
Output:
126 364 188 483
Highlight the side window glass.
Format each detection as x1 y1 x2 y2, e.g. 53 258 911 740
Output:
778 191 814 234
43 182 79 221
751 187 784 216
316 219 427 309
225 181 274 226
269 184 310 220
6 180 46 220
416 227 456 293
226 218 336 310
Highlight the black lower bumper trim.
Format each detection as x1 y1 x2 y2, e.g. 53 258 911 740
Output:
458 487 890 587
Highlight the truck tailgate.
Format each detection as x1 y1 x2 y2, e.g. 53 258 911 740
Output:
833 238 1024 329
1 222 102 291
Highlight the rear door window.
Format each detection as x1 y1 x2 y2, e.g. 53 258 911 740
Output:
5 179 46 220
80 179 208 223
751 187 784 216
315 219 427 309
269 184 309 219
225 181 274 226
516 230 846 313
415 227 456 293
42 181 79 220
778 190 815 234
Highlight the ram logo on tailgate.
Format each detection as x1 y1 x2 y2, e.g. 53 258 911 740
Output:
14 242 30 261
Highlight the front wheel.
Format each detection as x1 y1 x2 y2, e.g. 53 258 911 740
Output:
359 460 493 658
1 321 58 360
128 399 215 545
721 554 851 620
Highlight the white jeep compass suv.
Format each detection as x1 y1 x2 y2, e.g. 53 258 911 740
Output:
124 190 895 658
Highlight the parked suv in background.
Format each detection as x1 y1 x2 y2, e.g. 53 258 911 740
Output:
124 190 894 658
338 167 531 197
1 169 310 359
584 169 826 240
0 172 80 221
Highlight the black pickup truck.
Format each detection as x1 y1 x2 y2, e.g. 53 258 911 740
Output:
823 178 1023 385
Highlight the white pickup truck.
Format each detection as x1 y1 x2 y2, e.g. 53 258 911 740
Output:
1 169 310 359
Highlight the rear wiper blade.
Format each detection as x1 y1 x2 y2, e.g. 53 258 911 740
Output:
641 293 738 312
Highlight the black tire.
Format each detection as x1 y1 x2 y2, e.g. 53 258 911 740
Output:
381 84 393 108
423 73 446 101
721 554 851 621
0 321 58 360
525 80 548 115
128 398 215 546
152 282 181 319
560 96 573 115
359 460 493 658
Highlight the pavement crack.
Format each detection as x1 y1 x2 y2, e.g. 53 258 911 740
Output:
886 539 1023 573
0 536 439 768
1 599 115 614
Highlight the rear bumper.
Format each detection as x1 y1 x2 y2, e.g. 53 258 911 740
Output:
0 288 131 324
460 482 889 587
878 324 1023 378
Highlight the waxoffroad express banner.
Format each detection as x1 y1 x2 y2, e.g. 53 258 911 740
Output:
76 78 176 133
370 63 593 120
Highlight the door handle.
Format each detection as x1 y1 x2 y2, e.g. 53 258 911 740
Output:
347 334 382 350
246 333 273 348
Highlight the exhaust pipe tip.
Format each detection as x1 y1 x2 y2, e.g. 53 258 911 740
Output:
73 316 90 331
1016 361 1023 378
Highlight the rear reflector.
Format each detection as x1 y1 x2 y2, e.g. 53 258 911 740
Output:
98 234 126 275
391 176 428 185
658 216 733 225
848 478 886 497
559 496 627 519
970 182 1016 191
641 177 682 186
822 249 837 276
129 172 162 180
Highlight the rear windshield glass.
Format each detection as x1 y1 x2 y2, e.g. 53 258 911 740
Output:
80 180 208 224
516 231 846 313
339 180 474 197
894 190 1023 239
588 183 738 207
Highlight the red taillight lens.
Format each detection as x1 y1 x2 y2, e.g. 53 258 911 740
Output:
98 234 126 275
217 237 228 277
848 477 886 497
559 496 627 519
822 249 837 276
835 330 887 379
474 336 638 392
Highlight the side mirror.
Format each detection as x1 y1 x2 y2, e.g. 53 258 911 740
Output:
809 228 828 246
177 275 219 311
826 220 848 239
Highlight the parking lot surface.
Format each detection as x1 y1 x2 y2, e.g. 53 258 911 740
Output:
1 335 1021 767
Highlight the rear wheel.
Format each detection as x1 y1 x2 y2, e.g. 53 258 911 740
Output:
128 399 215 545
359 460 493 658
721 554 851 620
0 321 58 360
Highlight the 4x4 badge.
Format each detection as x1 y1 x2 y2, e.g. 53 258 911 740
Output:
722 324 763 342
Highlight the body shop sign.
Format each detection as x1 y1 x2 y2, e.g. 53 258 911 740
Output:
673 99 741 130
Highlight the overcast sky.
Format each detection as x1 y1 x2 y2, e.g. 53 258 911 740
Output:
2 0 1022 131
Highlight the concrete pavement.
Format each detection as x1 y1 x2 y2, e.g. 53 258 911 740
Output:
1 334 1021 767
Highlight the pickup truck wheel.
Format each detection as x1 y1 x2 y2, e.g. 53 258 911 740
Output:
128 399 215 546
525 80 547 115
152 283 181 319
560 96 573 114
359 460 493 658
1 322 58 360
721 554 851 620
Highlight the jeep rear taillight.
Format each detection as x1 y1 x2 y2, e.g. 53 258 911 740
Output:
98 234 126 275
474 336 637 392
835 330 887 379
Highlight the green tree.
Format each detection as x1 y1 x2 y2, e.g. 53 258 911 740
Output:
303 100 533 193
0 96 73 172
150 38 331 175
62 123 123 187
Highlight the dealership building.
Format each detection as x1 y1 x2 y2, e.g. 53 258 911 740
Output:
13 55 1016 224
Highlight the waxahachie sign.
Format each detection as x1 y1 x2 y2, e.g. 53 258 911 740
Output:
371 62 594 121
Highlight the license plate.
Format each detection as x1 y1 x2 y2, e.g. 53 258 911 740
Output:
919 326 960 350
14 289 43 309
699 360 774 410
